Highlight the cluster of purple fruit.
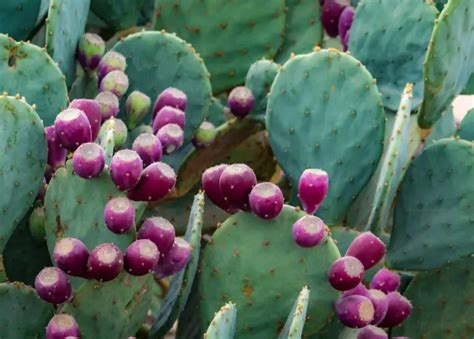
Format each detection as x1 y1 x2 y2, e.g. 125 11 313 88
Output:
327 232 412 337
320 0 355 51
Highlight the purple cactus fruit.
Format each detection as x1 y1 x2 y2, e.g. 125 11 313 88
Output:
201 164 238 213
45 125 67 172
132 133 163 167
46 314 81 339
338 6 355 48
219 163 257 211
124 239 160 276
34 267 72 304
110 150 143 191
98 51 127 81
292 215 327 247
125 90 151 130
99 70 129 99
127 162 176 202
370 268 401 294
335 295 375 328
152 106 186 133
192 121 217 148
95 91 119 120
248 182 284 220
152 87 187 119
87 243 123 282
137 217 176 254
154 238 191 279
55 108 92 152
321 0 347 37
343 283 370 299
53 238 89 277
357 326 388 339
227 86 254 118
341 31 351 52
69 99 102 141
328 256 365 291
298 168 329 214
103 196 136 234
346 232 386 270
378 292 412 328
72 142 105 179
368 289 389 325
76 32 105 71
156 123 184 155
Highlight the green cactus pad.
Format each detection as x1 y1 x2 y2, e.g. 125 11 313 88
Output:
69 73 99 100
387 138 474 270
0 95 47 253
44 161 135 255
149 192 204 337
456 108 474 141
0 35 68 126
275 0 323 63
91 0 145 30
245 59 279 124
112 31 212 142
349 0 437 111
278 286 310 339
267 49 385 226
462 73 474 94
393 256 474 338
154 0 286 93
0 282 54 339
204 302 237 339
0 0 43 41
207 97 227 127
199 206 341 338
176 273 202 339
418 0 474 128
45 0 91 86
61 272 153 338
425 105 456 145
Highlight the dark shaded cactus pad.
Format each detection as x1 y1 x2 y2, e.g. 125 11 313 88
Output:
0 0 44 41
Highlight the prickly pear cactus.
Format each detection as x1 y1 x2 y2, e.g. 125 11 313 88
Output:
204 302 237 339
91 0 145 30
278 286 310 339
0 0 45 41
456 108 474 141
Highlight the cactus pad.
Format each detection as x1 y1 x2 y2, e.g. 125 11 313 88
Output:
204 302 237 339
199 206 341 338
278 286 310 339
91 0 145 30
0 0 43 41
0 35 68 126
349 0 437 111
207 97 226 127
112 31 212 142
267 49 385 226
456 108 474 141
154 0 286 93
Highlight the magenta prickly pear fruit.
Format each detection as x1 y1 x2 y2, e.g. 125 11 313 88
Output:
103 196 136 234
154 238 191 279
346 232 386 270
76 32 105 71
127 162 176 202
72 142 105 179
357 326 388 339
69 99 102 141
95 91 119 121
99 70 129 99
343 283 370 299
152 87 187 119
99 117 128 149
192 121 217 148
370 268 401 294
227 86 254 118
378 292 412 328
45 125 67 173
132 133 163 167
328 256 365 291
321 0 347 37
156 123 184 155
292 215 327 247
137 217 176 254
53 237 89 277
110 149 143 191
87 243 123 282
46 314 81 339
338 6 355 51
202 164 238 213
34 267 72 304
248 182 284 220
152 106 186 133
55 108 92 152
124 239 160 276
367 289 389 325
219 163 257 211
98 51 127 81
125 90 151 130
335 295 375 328
297 168 329 214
